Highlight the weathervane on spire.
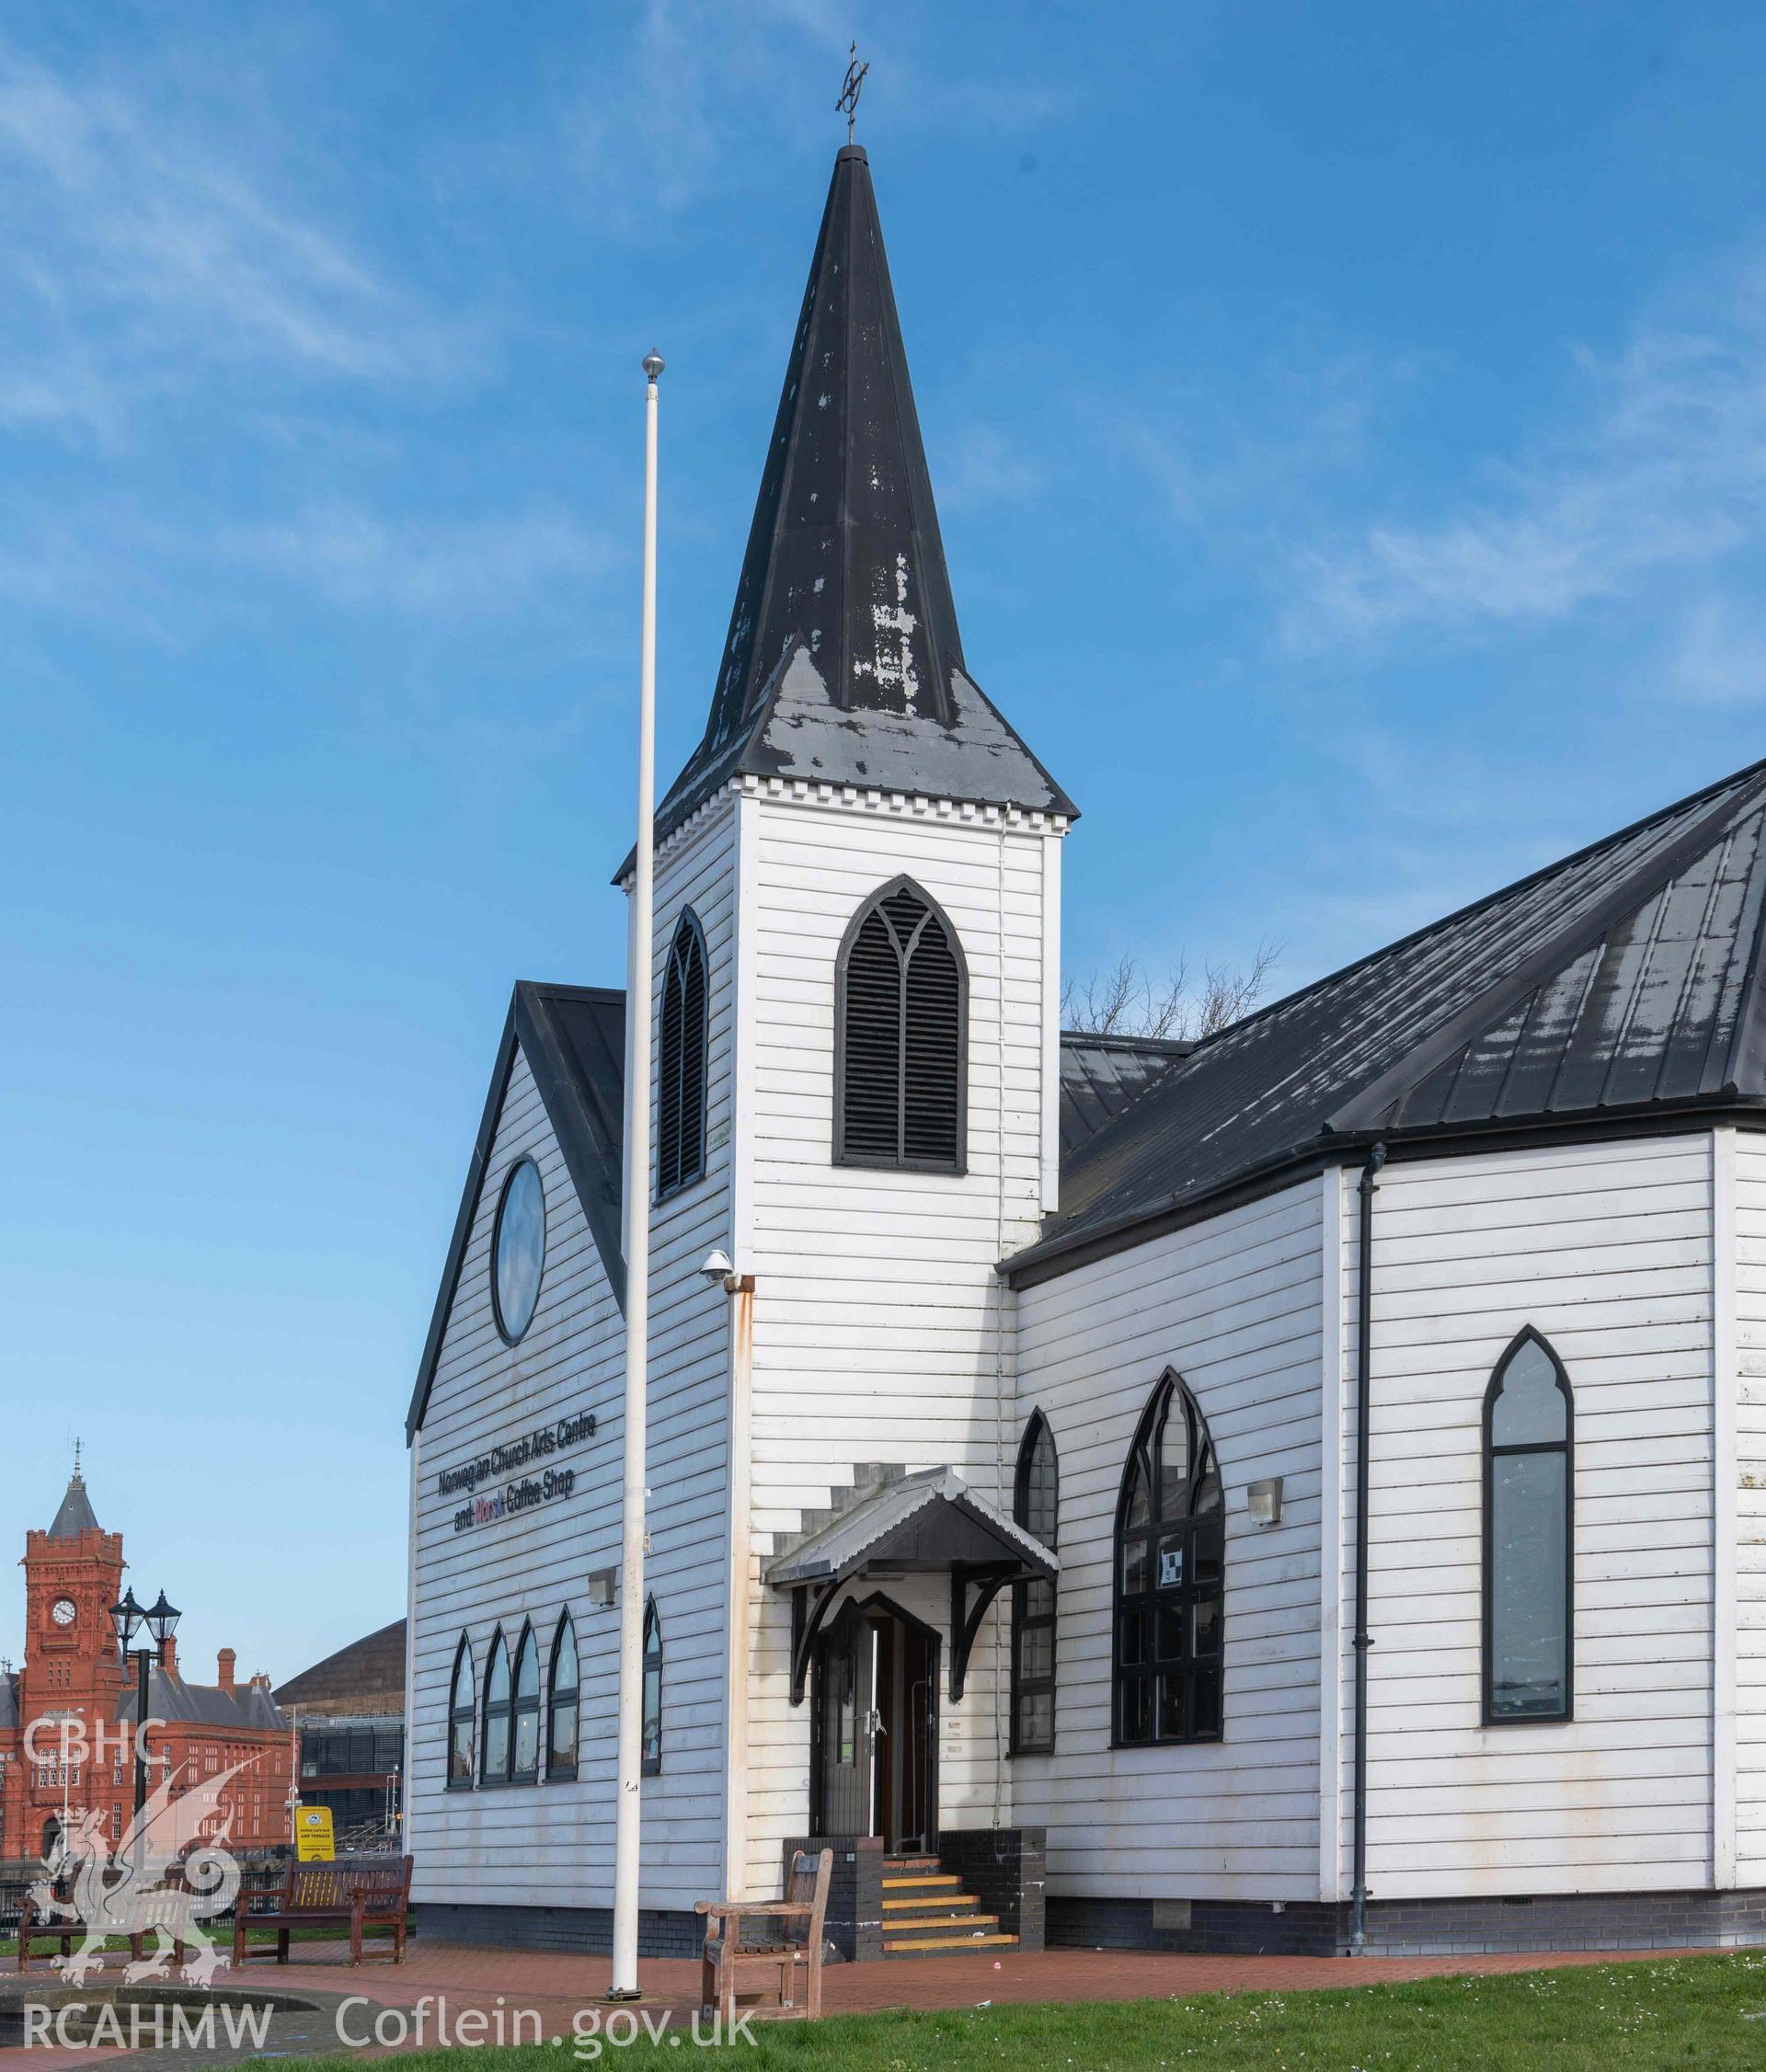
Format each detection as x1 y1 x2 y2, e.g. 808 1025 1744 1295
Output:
74 1436 82 1478
837 41 868 143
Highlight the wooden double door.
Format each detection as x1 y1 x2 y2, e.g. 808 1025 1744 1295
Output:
810 1597 937 1851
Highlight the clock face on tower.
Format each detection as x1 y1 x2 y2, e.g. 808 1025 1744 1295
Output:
51 1598 76 1627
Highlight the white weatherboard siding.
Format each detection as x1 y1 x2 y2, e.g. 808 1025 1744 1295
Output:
633 799 740 1909
1733 1131 1766 1883
1343 1134 1717 1900
1014 1179 1326 1903
408 1045 628 1909
734 787 1063 1888
409 796 740 1918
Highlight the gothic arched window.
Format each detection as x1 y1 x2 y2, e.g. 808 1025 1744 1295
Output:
548 1613 579 1782
641 1598 663 1775
657 909 709 1198
834 876 967 1173
1012 1411 1059 1754
481 1629 511 1784
511 1623 541 1783
1484 1328 1574 1723
1114 1371 1223 1746
447 1636 476 1790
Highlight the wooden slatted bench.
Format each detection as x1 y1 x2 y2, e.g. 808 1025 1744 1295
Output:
15 1889 76 1973
232 1855 412 1967
697 1847 831 2023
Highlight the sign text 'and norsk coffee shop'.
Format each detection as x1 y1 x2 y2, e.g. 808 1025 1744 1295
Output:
439 1411 597 1535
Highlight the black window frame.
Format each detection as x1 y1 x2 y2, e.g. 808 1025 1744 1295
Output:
832 875 969 1175
641 1597 662 1776
1010 1410 1059 1756
547 1611 579 1782
510 1621 541 1784
656 908 710 1202
1112 1369 1225 1750
1482 1326 1575 1727
446 1636 475 1792
480 1627 512 1786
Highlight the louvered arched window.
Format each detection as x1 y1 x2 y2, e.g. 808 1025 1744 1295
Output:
834 876 967 1173
1012 1412 1059 1754
1114 1372 1224 1746
657 910 708 1198
1484 1328 1574 1723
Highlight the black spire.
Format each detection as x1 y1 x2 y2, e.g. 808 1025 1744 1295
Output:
637 146 1072 864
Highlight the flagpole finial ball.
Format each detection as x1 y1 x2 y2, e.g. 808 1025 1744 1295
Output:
642 349 665 382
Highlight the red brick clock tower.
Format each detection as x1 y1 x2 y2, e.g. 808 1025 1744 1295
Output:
1 1460 290 1860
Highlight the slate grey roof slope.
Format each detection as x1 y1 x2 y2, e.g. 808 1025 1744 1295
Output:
1015 754 1766 1280
765 1468 1058 1588
624 145 1072 876
47 1471 100 1540
406 983 625 1441
116 1669 284 1732
0 1670 17 1731
1059 1033 1192 1159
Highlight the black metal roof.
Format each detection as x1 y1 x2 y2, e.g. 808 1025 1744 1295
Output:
1012 754 1766 1281
46 1471 100 1540
1058 1033 1192 1159
625 145 1072 876
406 982 625 1441
276 1619 407 1711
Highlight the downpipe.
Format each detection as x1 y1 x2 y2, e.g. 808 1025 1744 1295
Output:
1349 1142 1386 1956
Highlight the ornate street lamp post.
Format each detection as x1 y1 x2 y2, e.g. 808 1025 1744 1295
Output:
110 1585 180 1853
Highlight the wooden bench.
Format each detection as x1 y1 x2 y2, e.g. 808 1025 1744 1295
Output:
15 1890 76 1973
232 1855 412 1967
696 1847 831 2024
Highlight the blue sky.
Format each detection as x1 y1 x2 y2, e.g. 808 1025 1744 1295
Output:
6 0 1766 1679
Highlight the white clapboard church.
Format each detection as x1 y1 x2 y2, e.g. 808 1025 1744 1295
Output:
404 143 1766 1959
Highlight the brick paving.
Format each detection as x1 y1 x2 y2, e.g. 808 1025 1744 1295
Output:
0 1934 1713 2066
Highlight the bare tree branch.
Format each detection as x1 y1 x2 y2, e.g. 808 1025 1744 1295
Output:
1062 941 1280 1042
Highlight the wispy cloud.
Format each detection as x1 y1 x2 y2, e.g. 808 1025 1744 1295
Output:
938 425 1047 511
1286 267 1766 650
223 503 614 616
0 34 485 439
1669 593 1766 706
563 0 1082 232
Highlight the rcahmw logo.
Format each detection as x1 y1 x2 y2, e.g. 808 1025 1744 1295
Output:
25 1714 254 1986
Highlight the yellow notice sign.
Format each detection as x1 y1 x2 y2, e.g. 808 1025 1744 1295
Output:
295 1805 335 1861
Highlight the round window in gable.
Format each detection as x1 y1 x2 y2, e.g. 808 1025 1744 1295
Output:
492 1157 546 1344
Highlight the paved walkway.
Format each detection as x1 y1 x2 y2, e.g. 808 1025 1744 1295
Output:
0 1935 1709 2066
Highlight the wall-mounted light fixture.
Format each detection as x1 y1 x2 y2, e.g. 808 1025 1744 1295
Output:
1247 1476 1283 1528
587 1567 618 1609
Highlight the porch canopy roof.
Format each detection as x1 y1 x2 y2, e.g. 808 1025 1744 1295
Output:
765 1468 1057 1704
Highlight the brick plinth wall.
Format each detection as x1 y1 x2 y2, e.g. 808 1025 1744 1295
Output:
781 1837 883 1962
418 1902 700 1961
937 1828 1046 1952
1049 1887 1766 1958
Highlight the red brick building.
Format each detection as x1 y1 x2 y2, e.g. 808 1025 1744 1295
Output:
0 1466 292 1860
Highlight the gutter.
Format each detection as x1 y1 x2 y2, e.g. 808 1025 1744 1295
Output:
1349 1141 1385 1955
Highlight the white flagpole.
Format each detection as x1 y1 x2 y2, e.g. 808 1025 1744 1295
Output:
610 347 663 1999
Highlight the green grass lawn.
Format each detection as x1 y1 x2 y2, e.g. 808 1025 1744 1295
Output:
271 1954 1766 2072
